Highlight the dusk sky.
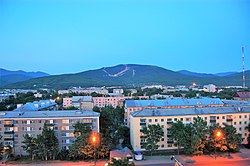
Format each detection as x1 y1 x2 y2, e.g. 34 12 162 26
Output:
0 0 249 75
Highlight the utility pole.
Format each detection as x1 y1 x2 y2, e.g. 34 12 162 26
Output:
242 46 246 88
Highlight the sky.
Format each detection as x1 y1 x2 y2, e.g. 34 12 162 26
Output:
0 0 249 75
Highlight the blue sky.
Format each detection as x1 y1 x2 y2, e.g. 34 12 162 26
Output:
0 0 249 75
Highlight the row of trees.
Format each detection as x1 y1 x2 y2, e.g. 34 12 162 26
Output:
171 117 242 155
140 117 245 156
22 124 59 160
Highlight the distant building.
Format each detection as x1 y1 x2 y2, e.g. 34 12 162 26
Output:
125 97 224 126
0 93 16 102
34 93 42 98
93 96 126 108
110 147 134 161
113 89 124 94
63 97 72 108
0 110 100 155
72 96 93 110
233 92 250 101
130 107 250 152
141 85 163 91
58 90 70 95
203 84 216 93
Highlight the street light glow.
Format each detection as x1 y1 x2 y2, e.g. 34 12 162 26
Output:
216 131 221 137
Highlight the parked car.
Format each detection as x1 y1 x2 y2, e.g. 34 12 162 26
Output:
134 151 143 161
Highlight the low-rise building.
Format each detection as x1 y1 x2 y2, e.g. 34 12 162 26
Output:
93 96 126 108
0 93 16 102
72 96 93 110
233 92 250 101
130 107 250 152
113 89 124 94
63 97 72 108
0 110 100 155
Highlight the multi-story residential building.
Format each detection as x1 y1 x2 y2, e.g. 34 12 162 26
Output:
63 97 72 108
125 97 224 126
0 110 100 155
93 96 127 108
0 93 16 102
63 96 93 110
130 107 250 152
203 84 217 93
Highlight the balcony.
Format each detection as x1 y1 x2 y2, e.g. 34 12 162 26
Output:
46 123 55 126
210 119 216 123
4 124 14 127
167 140 174 144
226 119 233 122
140 122 146 126
140 135 146 138
167 133 172 137
167 121 173 124
4 137 14 141
4 131 14 134
167 128 172 131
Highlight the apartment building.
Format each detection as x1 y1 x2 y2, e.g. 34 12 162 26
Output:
130 107 250 152
125 97 224 126
0 110 100 155
63 96 93 110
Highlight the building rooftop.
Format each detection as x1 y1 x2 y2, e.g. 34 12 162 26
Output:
72 96 93 102
14 100 57 112
125 97 224 107
131 106 250 117
0 110 100 119
234 92 250 99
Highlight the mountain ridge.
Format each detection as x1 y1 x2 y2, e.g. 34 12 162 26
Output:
2 64 249 89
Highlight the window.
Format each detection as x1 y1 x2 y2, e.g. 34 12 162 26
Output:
239 127 242 131
161 138 164 141
204 117 207 120
149 119 152 123
245 121 247 125
180 118 183 121
140 119 146 123
244 115 247 118
217 116 219 120
167 144 172 147
234 122 236 125
155 119 158 122
174 118 177 121
161 144 164 148
239 122 242 125
167 118 172 122
161 119 164 122
239 115 242 119
222 116 225 119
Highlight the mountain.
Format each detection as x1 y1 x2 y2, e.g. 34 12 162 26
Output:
3 64 250 89
177 70 215 77
178 70 239 77
0 68 50 87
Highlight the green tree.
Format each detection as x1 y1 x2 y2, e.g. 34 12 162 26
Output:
170 120 185 155
41 123 59 160
108 158 135 166
141 124 164 155
223 124 241 152
22 134 38 160
247 123 250 147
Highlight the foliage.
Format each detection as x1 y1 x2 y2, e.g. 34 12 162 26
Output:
141 124 164 155
69 123 109 160
170 120 185 155
22 123 59 160
247 123 250 146
108 158 135 166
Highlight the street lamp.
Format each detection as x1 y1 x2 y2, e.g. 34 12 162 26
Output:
90 132 99 166
214 129 223 159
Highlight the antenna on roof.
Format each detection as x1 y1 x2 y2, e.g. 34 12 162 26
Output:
242 46 246 88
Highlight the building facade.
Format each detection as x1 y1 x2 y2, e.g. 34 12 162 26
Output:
130 107 250 152
0 110 100 155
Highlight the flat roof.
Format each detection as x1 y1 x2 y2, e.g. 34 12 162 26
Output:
0 110 100 119
125 97 224 107
131 106 250 117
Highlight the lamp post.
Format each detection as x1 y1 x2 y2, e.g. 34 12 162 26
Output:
90 132 99 166
214 129 223 159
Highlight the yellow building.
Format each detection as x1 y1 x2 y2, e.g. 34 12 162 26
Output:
130 107 250 151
